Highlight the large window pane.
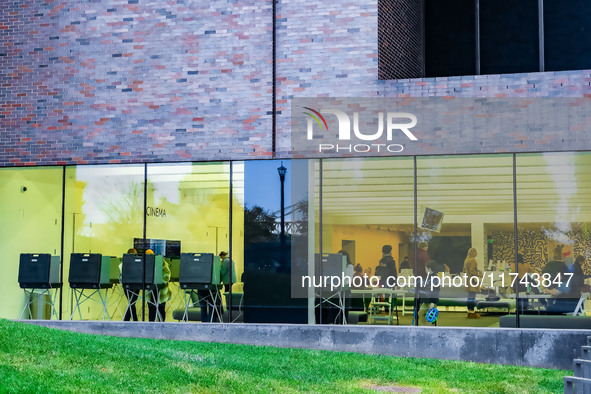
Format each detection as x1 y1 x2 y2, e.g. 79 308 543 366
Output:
516 153 591 323
320 157 415 325
240 160 306 323
0 167 63 319
480 0 539 75
425 0 476 77
146 162 232 322
417 155 514 327
544 0 591 71
64 165 144 321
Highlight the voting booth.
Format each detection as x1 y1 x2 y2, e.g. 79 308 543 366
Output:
178 253 222 322
18 253 61 320
68 253 113 320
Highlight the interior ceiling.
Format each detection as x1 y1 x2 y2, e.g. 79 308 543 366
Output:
317 154 591 224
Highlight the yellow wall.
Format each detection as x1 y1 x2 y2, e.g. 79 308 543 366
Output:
0 168 63 319
329 225 404 273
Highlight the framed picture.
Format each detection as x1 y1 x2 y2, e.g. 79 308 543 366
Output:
420 207 444 232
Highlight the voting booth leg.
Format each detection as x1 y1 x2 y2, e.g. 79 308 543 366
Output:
147 289 165 322
122 290 140 322
71 288 84 320
183 289 222 323
109 284 126 320
315 291 346 325
182 290 193 322
211 290 223 323
335 292 347 325
20 290 34 320
98 289 110 320
21 289 59 320
70 288 111 321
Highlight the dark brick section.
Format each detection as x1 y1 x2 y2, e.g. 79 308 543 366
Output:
0 0 272 166
378 0 424 80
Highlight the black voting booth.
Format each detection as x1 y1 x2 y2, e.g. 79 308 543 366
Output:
315 253 347 324
121 253 164 289
18 253 61 320
178 253 222 322
69 253 111 288
68 253 113 320
121 253 164 321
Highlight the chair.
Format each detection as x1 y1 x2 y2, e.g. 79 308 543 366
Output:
368 290 399 325
572 292 590 316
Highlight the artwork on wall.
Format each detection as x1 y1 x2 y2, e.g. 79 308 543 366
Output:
491 230 591 274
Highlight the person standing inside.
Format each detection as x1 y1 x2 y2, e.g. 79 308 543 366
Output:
571 255 588 297
464 247 482 319
400 256 410 271
417 242 430 280
145 249 171 322
512 253 536 313
542 246 583 314
376 245 397 288
122 248 139 321
217 251 236 321
219 251 236 294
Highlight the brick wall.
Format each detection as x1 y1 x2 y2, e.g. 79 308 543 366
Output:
274 0 591 158
1 0 591 166
0 0 272 166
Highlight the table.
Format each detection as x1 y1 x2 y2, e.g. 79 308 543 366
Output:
505 293 554 313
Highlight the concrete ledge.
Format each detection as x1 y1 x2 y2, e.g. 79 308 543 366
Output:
19 320 590 369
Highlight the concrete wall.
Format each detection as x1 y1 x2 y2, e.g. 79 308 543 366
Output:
23 319 590 370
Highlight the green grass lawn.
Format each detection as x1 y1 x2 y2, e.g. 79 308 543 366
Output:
0 319 567 393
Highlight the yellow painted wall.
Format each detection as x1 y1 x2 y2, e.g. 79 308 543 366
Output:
0 168 62 319
329 225 404 273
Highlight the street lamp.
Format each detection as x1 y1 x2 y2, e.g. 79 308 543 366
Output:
277 162 287 240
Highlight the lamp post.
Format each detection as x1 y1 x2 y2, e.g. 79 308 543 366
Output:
277 162 287 241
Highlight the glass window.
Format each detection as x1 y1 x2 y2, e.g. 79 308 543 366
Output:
417 155 514 327
239 160 307 323
318 157 415 325
480 0 539 75
516 153 591 323
146 162 232 322
64 164 145 321
425 0 476 77
544 0 591 71
0 167 63 319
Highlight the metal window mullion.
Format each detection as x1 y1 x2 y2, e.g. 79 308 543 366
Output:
59 166 66 320
513 154 520 328
228 162 233 323
413 156 419 326
142 163 147 322
538 0 545 72
318 159 323 325
475 0 481 75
